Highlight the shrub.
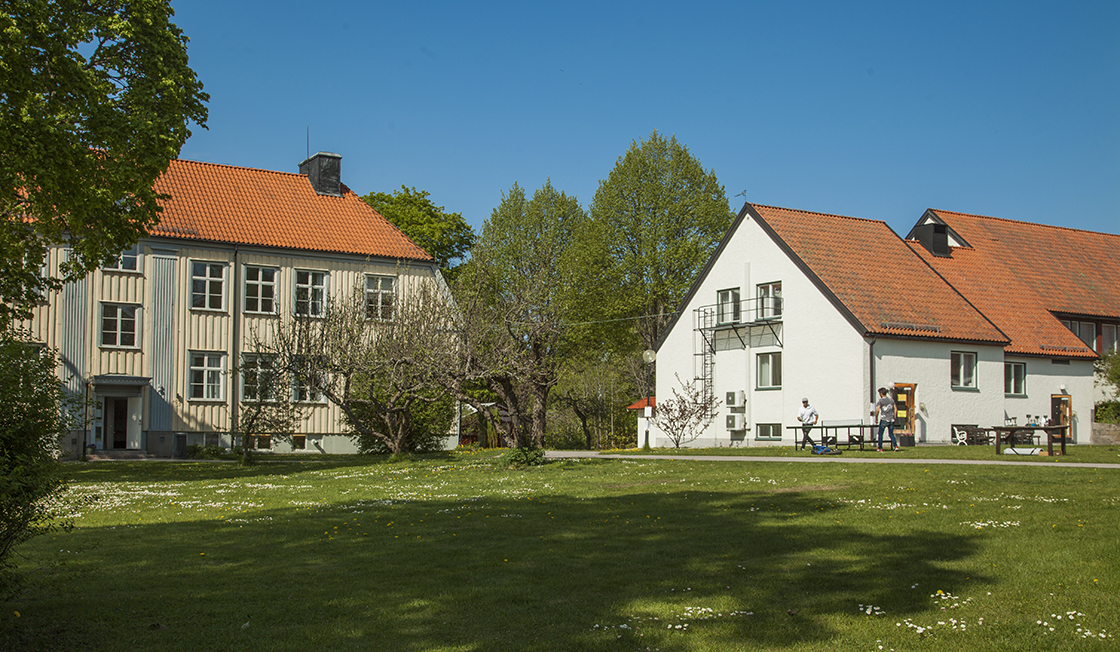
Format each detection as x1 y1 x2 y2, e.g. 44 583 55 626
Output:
1096 401 1120 424
503 447 546 468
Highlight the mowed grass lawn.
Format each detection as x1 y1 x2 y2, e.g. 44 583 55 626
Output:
3 451 1118 651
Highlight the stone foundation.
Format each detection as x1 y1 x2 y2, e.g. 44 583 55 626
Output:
1091 422 1120 446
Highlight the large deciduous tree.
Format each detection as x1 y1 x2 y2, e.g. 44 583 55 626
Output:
585 130 734 353
450 181 585 449
0 0 208 326
361 186 475 281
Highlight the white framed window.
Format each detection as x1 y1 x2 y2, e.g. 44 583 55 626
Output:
103 245 141 272
295 270 327 317
951 351 977 388
191 261 227 311
756 423 782 440
757 352 782 389
100 303 140 348
1103 324 1118 354
244 265 278 314
757 282 782 319
292 356 325 403
1004 362 1026 395
241 354 277 403
365 275 396 320
189 352 225 401
717 288 740 325
1078 322 1097 351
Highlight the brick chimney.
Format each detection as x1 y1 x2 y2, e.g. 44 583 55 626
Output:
299 151 343 197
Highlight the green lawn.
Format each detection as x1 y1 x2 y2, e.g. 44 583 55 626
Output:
3 451 1118 651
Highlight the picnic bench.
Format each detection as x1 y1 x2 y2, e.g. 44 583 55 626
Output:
787 420 880 451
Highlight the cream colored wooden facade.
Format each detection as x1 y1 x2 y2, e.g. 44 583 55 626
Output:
27 238 444 457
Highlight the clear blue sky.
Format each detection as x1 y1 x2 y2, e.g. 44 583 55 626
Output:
173 0 1119 237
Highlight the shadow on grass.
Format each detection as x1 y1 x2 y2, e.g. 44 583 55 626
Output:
10 486 987 652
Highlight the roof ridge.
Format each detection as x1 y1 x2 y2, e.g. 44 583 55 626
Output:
931 208 1120 239
750 202 888 226
171 157 305 178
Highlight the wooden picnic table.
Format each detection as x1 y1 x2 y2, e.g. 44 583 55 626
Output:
990 424 1070 455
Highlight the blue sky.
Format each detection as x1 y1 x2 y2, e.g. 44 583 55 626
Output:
173 0 1119 236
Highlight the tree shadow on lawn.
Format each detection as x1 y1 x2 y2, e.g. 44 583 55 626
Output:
18 489 988 651
58 458 418 484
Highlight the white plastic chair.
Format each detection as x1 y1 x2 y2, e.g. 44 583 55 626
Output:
952 427 969 445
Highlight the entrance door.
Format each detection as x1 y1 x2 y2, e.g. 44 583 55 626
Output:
1051 394 1071 427
109 398 128 449
892 384 916 433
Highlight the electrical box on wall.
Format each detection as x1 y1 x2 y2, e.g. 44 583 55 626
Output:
725 390 746 407
726 414 746 430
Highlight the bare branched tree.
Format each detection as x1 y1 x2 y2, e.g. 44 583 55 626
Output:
230 345 305 465
651 374 722 449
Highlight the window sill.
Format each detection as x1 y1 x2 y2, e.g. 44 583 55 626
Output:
951 386 980 392
100 345 141 351
755 386 782 391
243 310 279 317
755 438 782 442
1005 393 1027 398
101 268 143 275
187 398 227 404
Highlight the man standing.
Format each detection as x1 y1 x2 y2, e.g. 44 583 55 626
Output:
874 387 899 452
797 397 819 450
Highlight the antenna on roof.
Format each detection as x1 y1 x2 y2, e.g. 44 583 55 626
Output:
306 126 309 160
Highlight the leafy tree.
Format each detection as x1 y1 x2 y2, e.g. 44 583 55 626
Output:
361 186 475 280
651 373 721 449
585 130 734 353
1095 350 1120 423
0 333 79 593
448 181 586 449
0 0 208 326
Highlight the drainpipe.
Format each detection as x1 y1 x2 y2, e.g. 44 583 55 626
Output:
868 335 877 419
230 245 240 448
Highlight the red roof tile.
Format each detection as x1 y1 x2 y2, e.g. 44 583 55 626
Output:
908 209 1118 358
626 397 656 410
150 159 433 261
748 203 1008 344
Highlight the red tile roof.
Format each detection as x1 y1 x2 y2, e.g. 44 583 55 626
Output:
747 203 1008 344
626 397 656 410
150 159 433 261
908 209 1119 358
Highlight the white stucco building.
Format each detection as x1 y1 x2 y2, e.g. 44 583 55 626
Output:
647 203 1118 448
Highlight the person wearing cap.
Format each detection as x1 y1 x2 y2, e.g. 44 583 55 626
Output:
874 387 899 452
797 397 819 450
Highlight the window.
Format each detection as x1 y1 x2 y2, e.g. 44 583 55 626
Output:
951 351 977 388
103 246 140 272
756 423 782 440
292 356 325 403
757 282 782 319
241 354 277 402
717 288 740 324
101 304 139 348
1004 362 1026 395
1104 324 1118 354
757 352 782 388
365 275 396 320
295 270 327 316
191 261 227 310
1078 322 1097 351
189 352 225 400
292 435 307 450
244 266 277 314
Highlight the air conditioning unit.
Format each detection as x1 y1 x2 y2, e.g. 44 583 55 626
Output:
725 390 746 407
726 414 746 431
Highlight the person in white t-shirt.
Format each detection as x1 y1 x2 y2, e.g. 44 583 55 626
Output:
873 387 899 452
797 397 819 450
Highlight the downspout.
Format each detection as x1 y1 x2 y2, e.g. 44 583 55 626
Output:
868 335 877 419
230 245 240 447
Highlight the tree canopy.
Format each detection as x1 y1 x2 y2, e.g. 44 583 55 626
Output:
585 130 734 352
361 186 475 279
0 0 208 326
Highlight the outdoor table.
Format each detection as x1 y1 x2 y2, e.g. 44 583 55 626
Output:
991 425 1069 455
787 424 880 451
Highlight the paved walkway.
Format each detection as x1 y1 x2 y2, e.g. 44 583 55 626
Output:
545 450 1120 469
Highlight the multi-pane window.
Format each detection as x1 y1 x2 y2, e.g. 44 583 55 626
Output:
1104 324 1118 354
191 262 227 310
101 304 139 348
189 352 225 400
103 246 140 272
244 266 277 314
756 423 782 440
365 275 396 320
757 282 782 319
757 352 782 388
951 351 977 388
295 270 327 317
1078 322 1097 351
241 354 277 402
292 356 324 403
1004 362 1026 395
717 288 740 324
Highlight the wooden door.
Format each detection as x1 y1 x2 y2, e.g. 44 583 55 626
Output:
892 384 916 433
1051 394 1071 427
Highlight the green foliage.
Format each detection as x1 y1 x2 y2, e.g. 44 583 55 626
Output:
361 186 475 279
0 0 208 326
349 391 455 455
584 130 734 352
0 333 75 593
183 444 233 460
1096 401 1120 424
1097 350 1120 394
501 446 545 468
